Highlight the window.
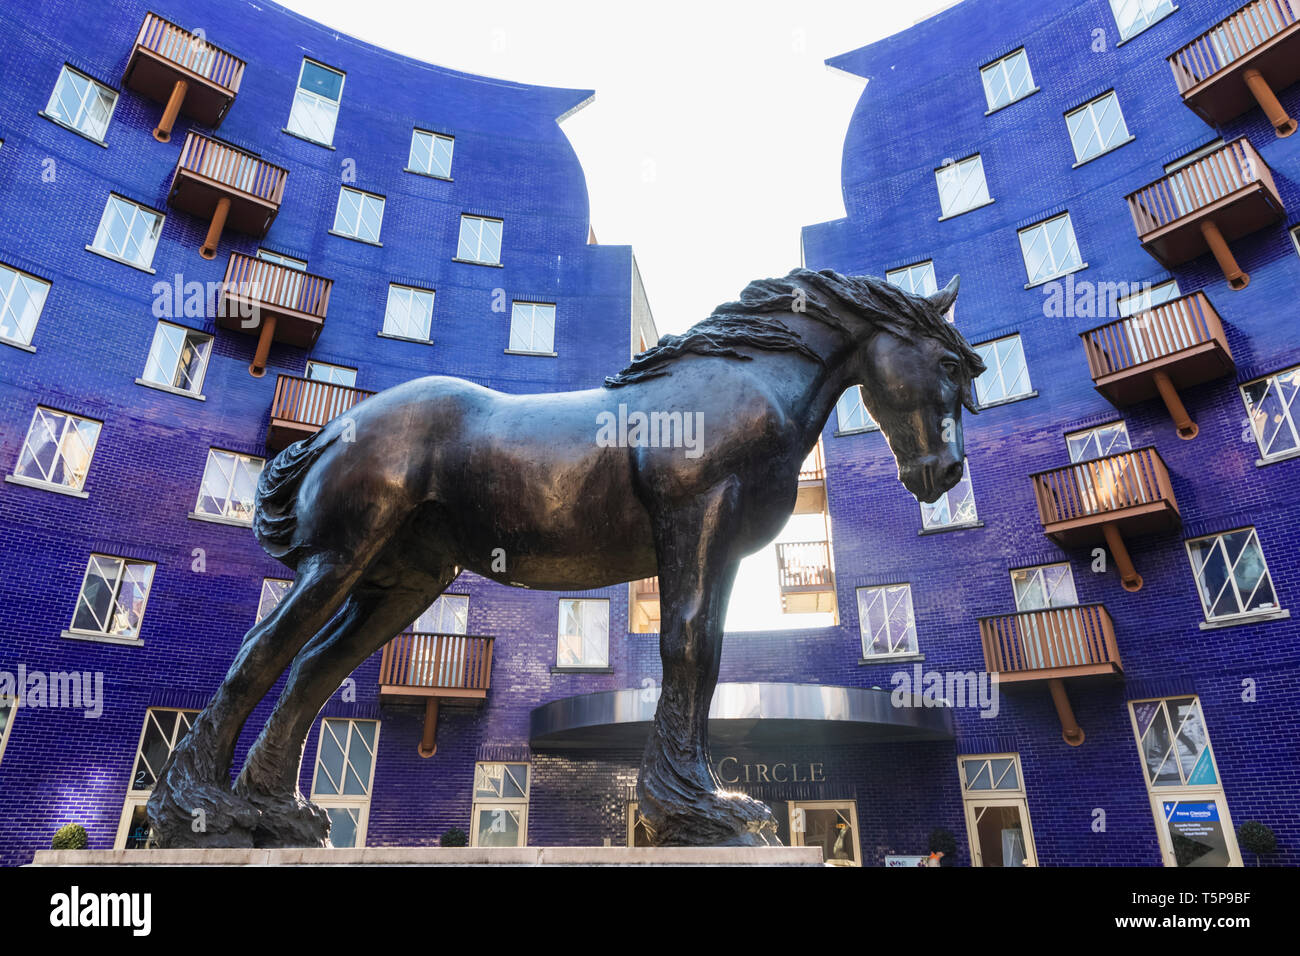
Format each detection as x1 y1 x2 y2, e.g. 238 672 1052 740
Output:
557 598 609 668
835 386 877 433
471 762 530 847
1109 0 1177 41
256 578 292 623
1066 421 1131 463
973 335 1031 405
141 321 212 395
1241 365 1300 461
408 129 454 178
1011 563 1078 610
509 302 556 354
90 195 163 270
332 187 384 243
0 697 17 768
412 594 469 634
935 155 991 218
959 754 1038 867
1066 91 1131 164
457 215 503 265
1018 213 1082 286
44 65 117 141
1009 563 1089 669
305 361 356 387
0 262 51 347
256 248 307 270
788 801 861 867
310 718 379 848
920 461 977 529
856 584 917 657
1128 696 1241 867
886 261 937 296
195 449 264 523
1117 279 1180 317
980 49 1035 112
1290 225 1300 259
12 407 101 493
383 284 435 341
1165 140 1225 175
115 709 199 849
70 554 155 640
287 59 344 146
1185 528 1281 623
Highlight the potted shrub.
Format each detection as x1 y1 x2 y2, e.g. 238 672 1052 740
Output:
440 827 468 847
1236 821 1276 866
51 823 88 850
928 827 958 867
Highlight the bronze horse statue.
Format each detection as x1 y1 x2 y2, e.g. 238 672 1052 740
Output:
147 267 983 848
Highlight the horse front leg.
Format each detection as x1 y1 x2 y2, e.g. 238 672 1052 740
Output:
638 477 780 847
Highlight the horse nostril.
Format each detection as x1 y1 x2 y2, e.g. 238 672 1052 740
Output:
940 461 964 488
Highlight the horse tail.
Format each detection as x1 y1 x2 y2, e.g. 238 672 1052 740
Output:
253 429 338 566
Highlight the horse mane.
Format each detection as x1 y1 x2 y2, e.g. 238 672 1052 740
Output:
603 267 985 389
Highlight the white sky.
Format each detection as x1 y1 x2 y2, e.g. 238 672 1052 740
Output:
278 0 948 630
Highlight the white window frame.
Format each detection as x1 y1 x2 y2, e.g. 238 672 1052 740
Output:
835 386 877 433
1109 0 1178 42
0 262 52 348
1065 420 1131 463
1240 365 1300 462
408 128 454 179
1117 278 1181 317
508 301 556 355
304 361 357 387
979 49 1036 113
973 334 1032 406
1018 213 1083 286
115 708 200 849
935 155 992 219
309 718 380 848
457 215 503 265
141 321 212 396
286 58 344 146
856 583 918 658
382 283 435 342
331 187 384 244
1065 91 1133 165
470 761 530 848
193 448 265 524
44 64 118 142
89 194 164 271
1290 225 1300 259
256 578 293 624
0 697 17 768
256 248 307 270
1184 527 1282 624
557 598 610 668
68 553 156 641
920 460 978 529
1010 563 1078 611
788 800 862 867
11 406 101 494
957 753 1038 867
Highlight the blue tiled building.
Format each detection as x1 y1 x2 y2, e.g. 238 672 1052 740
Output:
1 0 1296 868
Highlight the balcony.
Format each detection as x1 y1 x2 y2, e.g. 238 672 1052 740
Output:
219 252 333 376
979 604 1121 746
169 132 287 259
379 632 494 757
267 375 375 452
794 440 827 515
1125 138 1284 289
1080 291 1235 439
122 12 245 142
629 577 660 634
776 540 835 613
1031 447 1180 592
1168 0 1300 137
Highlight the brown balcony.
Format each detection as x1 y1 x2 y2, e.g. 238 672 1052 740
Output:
776 540 835 613
1031 447 1180 592
1168 0 1300 137
219 252 333 376
122 12 246 142
169 132 287 259
794 440 827 515
629 577 660 634
979 604 1121 746
379 632 494 757
1125 138 1284 289
267 375 375 452
1080 291 1235 439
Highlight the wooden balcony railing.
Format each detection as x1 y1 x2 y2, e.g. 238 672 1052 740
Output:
220 252 333 375
1168 0 1300 136
634 577 660 597
776 540 833 590
794 440 828 514
630 577 661 634
170 133 287 258
379 633 494 757
267 374 376 451
1125 139 1284 289
1031 448 1179 592
123 13 246 141
979 604 1121 746
1080 291 1235 438
799 441 826 482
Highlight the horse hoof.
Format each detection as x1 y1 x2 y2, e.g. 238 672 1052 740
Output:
237 786 332 848
145 780 260 849
642 786 782 847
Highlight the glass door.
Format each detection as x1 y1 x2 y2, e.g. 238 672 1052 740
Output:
789 800 860 866
964 798 1037 867
1150 794 1241 867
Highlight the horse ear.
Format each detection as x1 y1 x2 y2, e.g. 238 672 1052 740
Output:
928 274 960 316
961 379 980 415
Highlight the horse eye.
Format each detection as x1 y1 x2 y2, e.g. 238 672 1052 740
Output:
940 358 961 375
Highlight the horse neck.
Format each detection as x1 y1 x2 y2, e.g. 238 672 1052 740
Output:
776 312 865 450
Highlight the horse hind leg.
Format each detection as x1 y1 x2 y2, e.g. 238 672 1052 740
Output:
145 553 367 848
234 569 456 848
